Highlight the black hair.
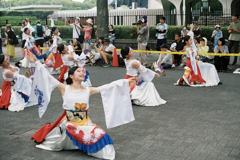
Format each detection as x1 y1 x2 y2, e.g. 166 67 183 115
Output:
52 26 57 33
0 55 4 65
194 37 199 43
121 46 130 59
160 16 166 21
200 38 205 41
218 38 225 45
175 32 181 37
161 44 168 49
24 27 29 33
183 35 191 46
110 24 113 29
99 36 104 41
57 44 65 54
66 66 79 85
48 39 53 45
232 13 239 19
194 23 198 25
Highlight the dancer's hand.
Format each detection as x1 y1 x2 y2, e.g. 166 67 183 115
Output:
26 50 37 63
128 77 138 83
190 23 194 31
155 73 160 78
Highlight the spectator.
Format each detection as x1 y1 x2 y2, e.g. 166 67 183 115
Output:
193 23 202 41
44 24 51 42
136 17 148 66
211 25 223 47
92 36 105 65
69 38 82 56
197 37 209 59
108 25 115 44
214 38 229 72
100 38 115 67
0 25 3 54
194 37 199 47
157 44 172 69
5 24 16 59
156 17 168 51
228 13 240 65
76 18 94 51
33 20 45 53
170 33 184 67
46 39 53 58
67 17 81 41
181 25 189 38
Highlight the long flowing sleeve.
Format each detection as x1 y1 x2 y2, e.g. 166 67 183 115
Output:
98 79 135 129
138 65 156 82
29 61 60 118
187 31 198 75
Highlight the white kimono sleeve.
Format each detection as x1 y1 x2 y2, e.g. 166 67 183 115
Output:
29 61 60 118
73 52 86 67
98 79 135 129
13 74 32 96
50 39 57 53
138 65 156 82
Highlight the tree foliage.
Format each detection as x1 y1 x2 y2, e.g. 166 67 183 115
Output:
1 0 96 10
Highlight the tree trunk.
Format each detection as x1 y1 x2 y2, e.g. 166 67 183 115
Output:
97 0 109 39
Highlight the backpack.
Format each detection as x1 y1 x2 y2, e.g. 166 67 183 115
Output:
37 25 43 37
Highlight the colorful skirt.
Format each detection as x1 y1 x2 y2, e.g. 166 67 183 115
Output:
0 80 11 109
6 44 16 57
125 75 167 106
31 110 115 159
175 59 220 87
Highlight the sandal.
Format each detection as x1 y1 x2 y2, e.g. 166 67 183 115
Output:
90 63 96 66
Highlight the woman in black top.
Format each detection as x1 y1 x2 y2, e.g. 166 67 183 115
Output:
108 25 115 44
69 38 82 56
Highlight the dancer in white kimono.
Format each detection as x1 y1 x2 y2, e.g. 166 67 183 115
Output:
0 55 36 111
121 46 167 106
56 43 92 87
26 51 136 159
175 24 221 87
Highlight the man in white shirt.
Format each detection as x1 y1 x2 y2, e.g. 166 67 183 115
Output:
156 17 168 51
100 38 115 67
67 17 81 41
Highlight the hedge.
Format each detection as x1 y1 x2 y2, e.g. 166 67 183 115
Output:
1 25 230 40
0 10 53 20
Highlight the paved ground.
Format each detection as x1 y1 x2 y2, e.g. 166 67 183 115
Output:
0 47 240 160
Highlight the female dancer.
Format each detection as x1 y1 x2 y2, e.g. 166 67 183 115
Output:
0 55 35 111
121 46 167 106
44 19 63 74
75 18 94 51
175 24 220 86
57 43 92 87
26 51 136 159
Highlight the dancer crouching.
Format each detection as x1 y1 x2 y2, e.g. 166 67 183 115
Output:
121 46 167 106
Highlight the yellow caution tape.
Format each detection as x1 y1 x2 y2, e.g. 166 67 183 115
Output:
39 47 240 56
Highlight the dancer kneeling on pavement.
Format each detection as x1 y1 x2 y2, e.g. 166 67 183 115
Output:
57 43 92 87
100 38 115 67
175 24 221 87
121 46 167 106
0 55 36 111
26 51 136 159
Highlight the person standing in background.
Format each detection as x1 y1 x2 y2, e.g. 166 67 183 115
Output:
211 25 223 47
33 20 45 53
108 25 115 44
156 17 168 51
181 25 189 38
193 23 202 41
67 17 81 41
228 13 240 65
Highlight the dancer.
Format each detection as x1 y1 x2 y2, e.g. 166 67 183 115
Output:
44 20 63 74
175 24 220 87
0 55 36 111
121 46 167 106
57 43 92 87
26 51 136 159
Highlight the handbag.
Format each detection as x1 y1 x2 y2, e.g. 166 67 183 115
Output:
75 25 84 44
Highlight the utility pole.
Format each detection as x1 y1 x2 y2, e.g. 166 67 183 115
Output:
97 0 109 38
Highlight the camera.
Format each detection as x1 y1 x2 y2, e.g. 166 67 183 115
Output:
132 22 140 25
19 20 26 26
